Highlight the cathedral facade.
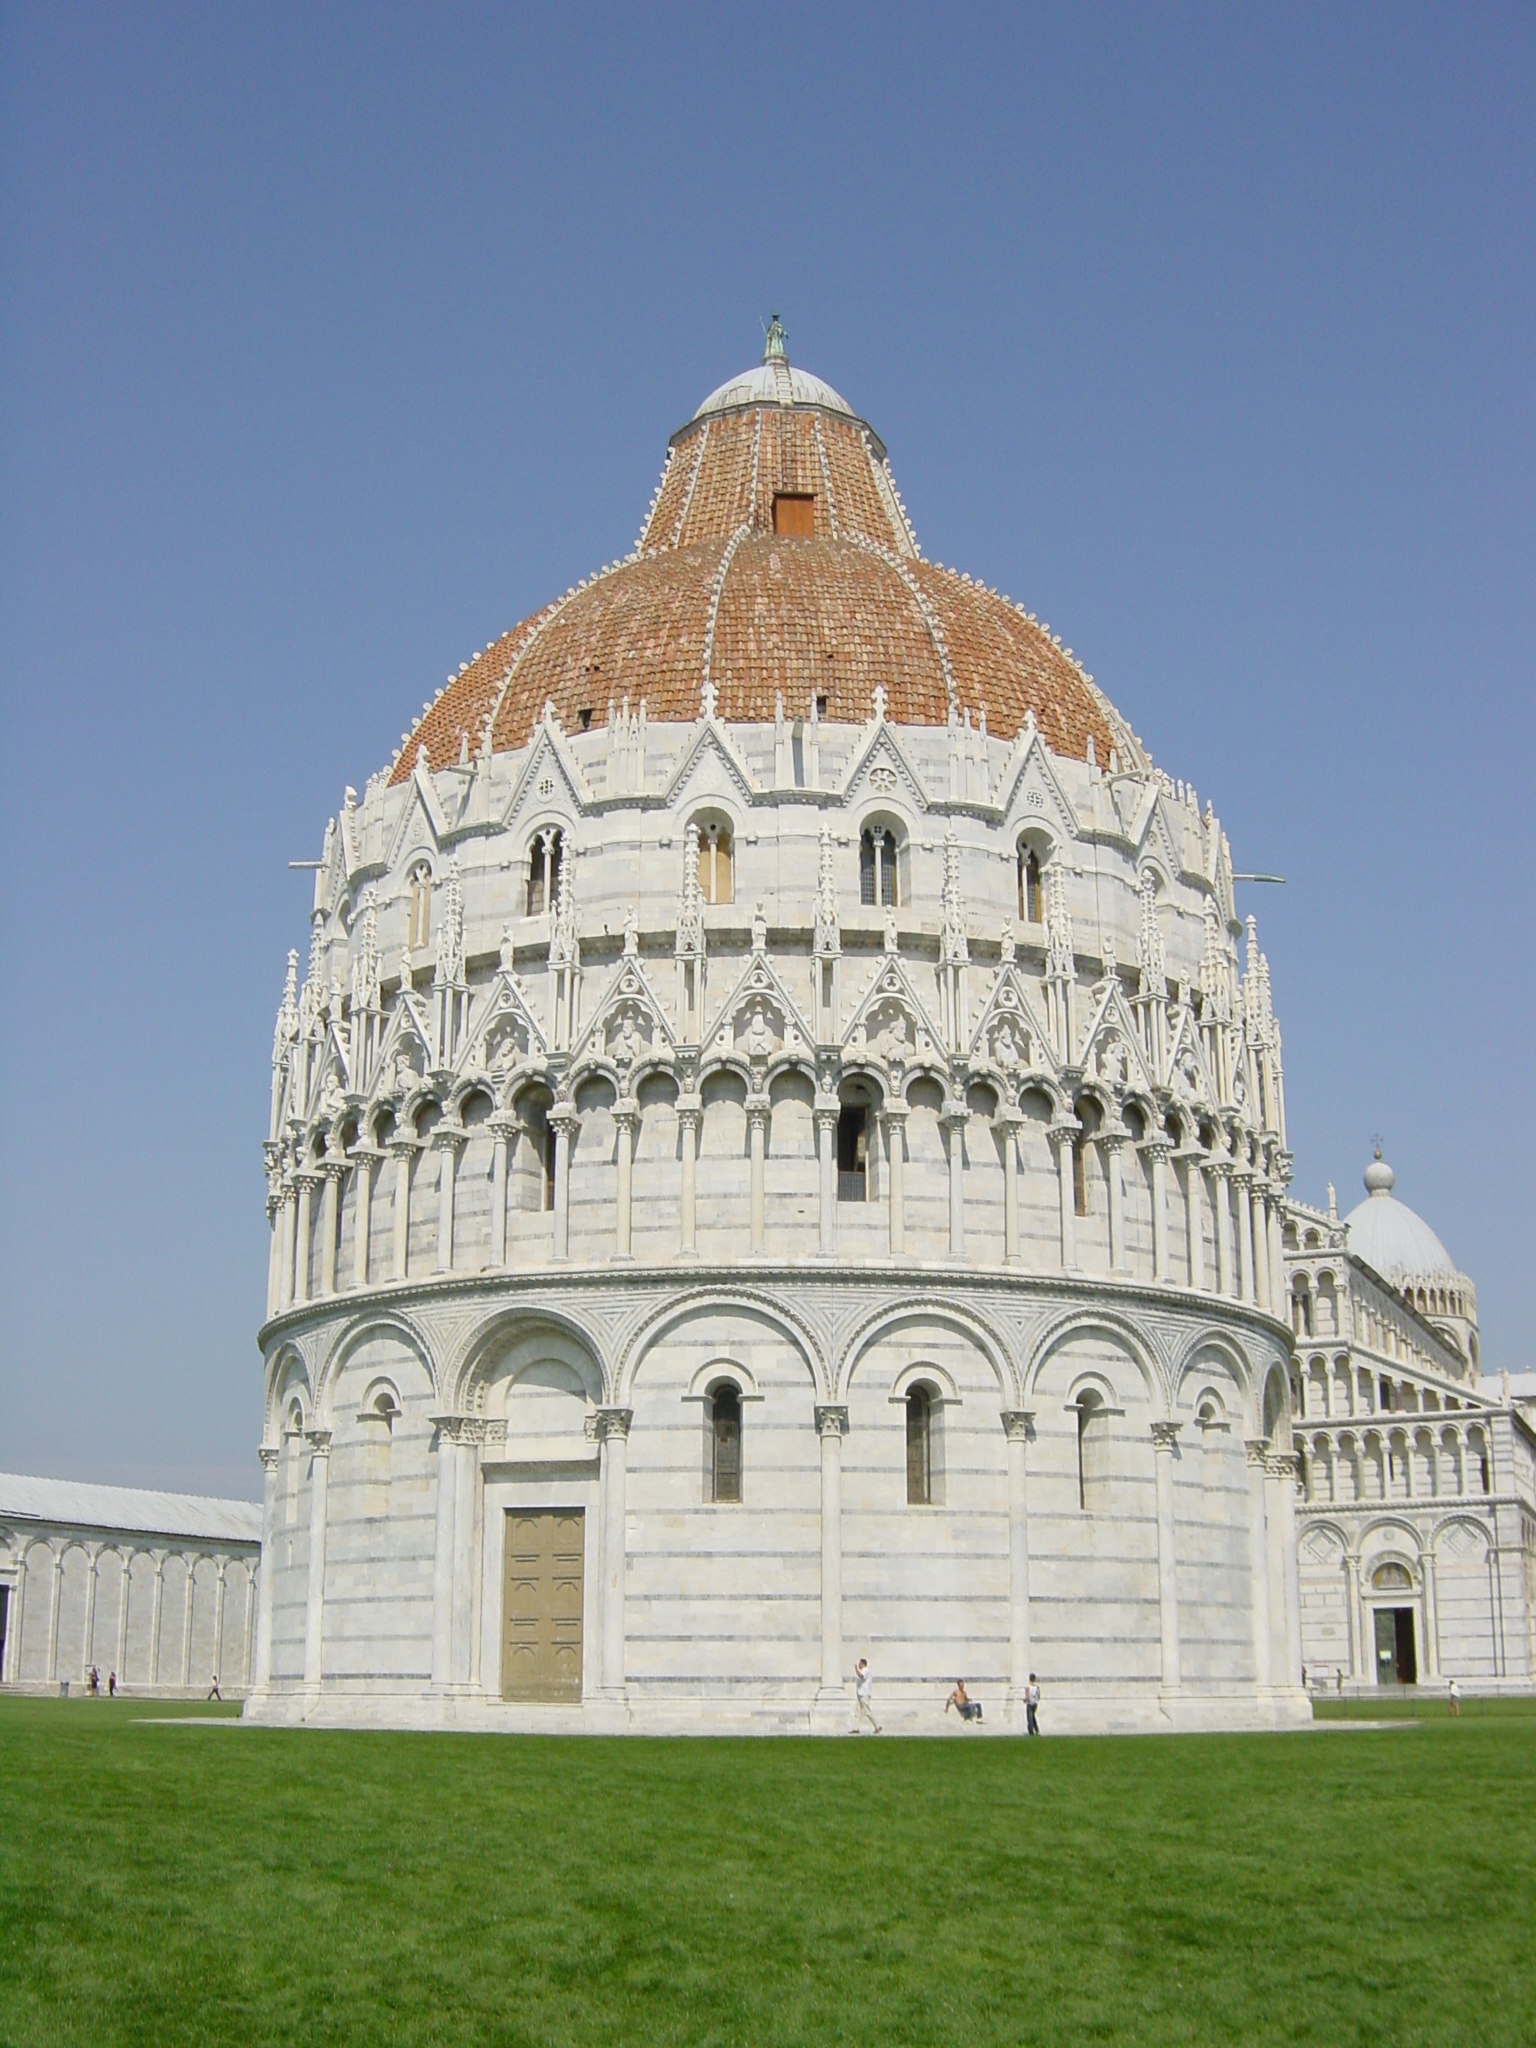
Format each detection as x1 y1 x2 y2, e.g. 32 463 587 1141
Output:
251 326 1313 1732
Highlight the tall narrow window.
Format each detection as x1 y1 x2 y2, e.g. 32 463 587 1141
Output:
543 1123 557 1213
1076 1392 1109 1511
860 827 899 907
407 863 433 950
694 819 734 905
710 1384 742 1504
527 830 563 917
1018 846 1043 923
1072 1136 1088 1217
906 1386 933 1505
363 1391 397 1518
837 1104 868 1202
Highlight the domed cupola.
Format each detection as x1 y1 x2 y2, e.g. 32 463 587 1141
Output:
1344 1151 1479 1369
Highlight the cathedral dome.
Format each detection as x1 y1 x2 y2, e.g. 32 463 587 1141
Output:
1344 1153 1460 1285
389 322 1141 786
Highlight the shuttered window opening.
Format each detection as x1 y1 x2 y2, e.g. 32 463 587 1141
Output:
906 1386 933 1505
710 1384 742 1503
772 492 816 537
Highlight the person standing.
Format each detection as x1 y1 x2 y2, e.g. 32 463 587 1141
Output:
852 1657 881 1735
1448 1677 1461 1719
1025 1673 1040 1736
107 1671 117 1699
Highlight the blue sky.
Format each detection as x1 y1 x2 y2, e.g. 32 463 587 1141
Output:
2 5 1531 1497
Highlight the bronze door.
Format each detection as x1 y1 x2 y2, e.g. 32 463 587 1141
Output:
501 1509 584 1701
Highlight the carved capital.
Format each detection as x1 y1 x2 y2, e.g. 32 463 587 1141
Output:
1244 1437 1270 1469
745 1094 771 1126
1150 1420 1182 1452
594 1406 634 1442
1001 1409 1035 1442
1265 1450 1300 1482
814 1403 849 1439
304 1428 333 1457
257 1446 280 1473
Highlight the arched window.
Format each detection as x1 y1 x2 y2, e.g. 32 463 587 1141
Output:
1372 1561 1412 1592
837 1102 868 1202
407 863 433 950
283 1401 305 1525
527 830 564 917
692 816 734 905
363 1389 398 1518
709 1383 742 1504
1018 844 1043 924
860 826 899 907
906 1385 933 1505
1075 1391 1110 1511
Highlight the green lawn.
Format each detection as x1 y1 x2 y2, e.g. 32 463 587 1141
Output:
1 1697 1532 2047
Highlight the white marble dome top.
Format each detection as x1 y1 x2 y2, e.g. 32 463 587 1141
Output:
1344 1154 1461 1284
691 361 854 422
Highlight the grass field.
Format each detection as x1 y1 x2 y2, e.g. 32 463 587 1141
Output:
1 1696 1532 2047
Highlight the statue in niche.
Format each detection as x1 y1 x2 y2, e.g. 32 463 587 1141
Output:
614 1009 640 1071
884 906 899 954
752 900 768 952
499 922 515 974
744 1001 774 1061
392 1049 418 1097
1099 1035 1129 1090
880 1008 910 1065
320 1069 344 1118
1172 1044 1201 1103
623 907 639 956
993 1020 1021 1072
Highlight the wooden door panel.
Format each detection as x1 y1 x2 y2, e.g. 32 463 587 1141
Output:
501 1508 583 1701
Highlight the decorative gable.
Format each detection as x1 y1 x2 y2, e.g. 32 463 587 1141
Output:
663 715 759 809
838 717 930 814
842 951 944 1079
700 948 816 1071
1075 979 1156 1097
570 948 676 1085
501 719 591 834
459 965 548 1086
967 963 1058 1083
998 725 1080 841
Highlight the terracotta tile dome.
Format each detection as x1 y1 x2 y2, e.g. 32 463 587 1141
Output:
390 323 1137 785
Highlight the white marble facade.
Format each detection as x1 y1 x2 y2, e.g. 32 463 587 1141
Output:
1284 1167 1535 1693
251 339 1314 1732
0 1475 261 1696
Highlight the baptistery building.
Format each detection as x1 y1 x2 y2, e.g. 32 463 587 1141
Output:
251 324 1310 1732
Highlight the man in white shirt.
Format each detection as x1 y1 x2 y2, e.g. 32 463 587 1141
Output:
1026 1673 1040 1736
852 1657 882 1734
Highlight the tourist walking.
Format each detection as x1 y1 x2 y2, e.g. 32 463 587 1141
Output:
946 1679 983 1723
1448 1677 1461 1718
852 1657 881 1734
1025 1673 1041 1735
207 1674 222 1702
88 1666 99 1697
107 1671 117 1699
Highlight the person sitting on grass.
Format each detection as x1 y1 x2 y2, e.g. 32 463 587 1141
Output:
946 1679 983 1723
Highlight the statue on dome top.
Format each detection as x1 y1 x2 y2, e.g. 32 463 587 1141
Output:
762 313 787 361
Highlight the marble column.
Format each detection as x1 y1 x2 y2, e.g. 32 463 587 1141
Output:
746 1094 769 1255
278 1183 297 1310
266 1195 282 1316
1235 1172 1255 1304
1104 1132 1126 1273
1002 1411 1034 1717
551 1106 577 1261
293 1173 316 1306
212 1564 227 1685
1343 1551 1362 1679
596 1408 633 1696
942 1106 968 1258
1265 1451 1303 1688
488 1116 514 1267
615 1099 638 1259
147 1556 164 1687
434 1128 463 1273
677 1099 700 1255
1213 1163 1234 1298
1421 1549 1440 1679
114 1551 131 1680
430 1418 459 1690
1268 1200 1287 1317
1151 1422 1182 1693
883 1105 908 1257
318 1162 344 1296
1049 1122 1078 1270
1244 1439 1273 1689
180 1559 196 1687
1148 1140 1170 1282
351 1150 376 1288
254 1446 279 1690
999 1113 1022 1266
815 1100 838 1257
1252 1187 1272 1313
82 1554 98 1682
1184 1153 1206 1292
389 1138 416 1281
815 1405 848 1697
302 1430 332 1692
